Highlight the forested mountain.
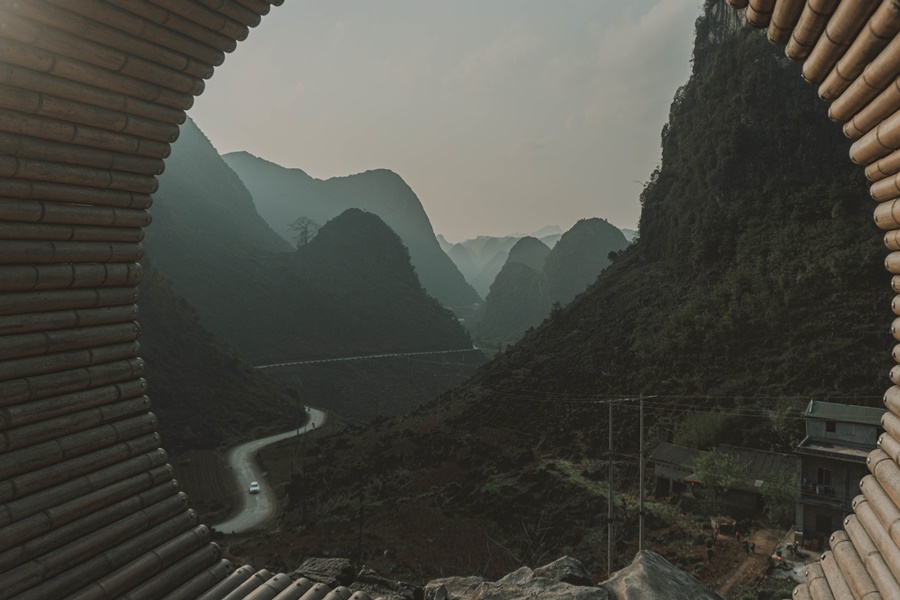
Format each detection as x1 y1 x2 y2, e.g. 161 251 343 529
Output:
471 219 627 345
445 230 565 297
506 236 550 270
222 153 481 308
251 1 891 580
543 218 628 305
146 120 470 365
139 265 302 451
475 1 887 409
471 261 548 344
265 208 471 354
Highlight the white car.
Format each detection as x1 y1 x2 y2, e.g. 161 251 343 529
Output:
248 481 260 494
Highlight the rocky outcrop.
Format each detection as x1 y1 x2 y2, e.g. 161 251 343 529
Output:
290 557 358 588
353 567 424 600
533 555 594 586
295 553 719 600
467 558 606 600
472 579 607 600
600 551 724 600
705 0 746 43
424 576 485 600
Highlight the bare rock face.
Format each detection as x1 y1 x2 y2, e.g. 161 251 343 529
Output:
533 556 594 586
496 567 533 585
600 551 724 600
289 557 357 588
424 576 485 600
471 578 609 600
470 558 607 600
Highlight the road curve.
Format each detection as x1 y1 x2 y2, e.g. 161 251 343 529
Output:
211 407 327 534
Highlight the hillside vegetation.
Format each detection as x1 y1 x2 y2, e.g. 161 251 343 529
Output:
477 2 887 408
230 1 891 582
139 265 303 451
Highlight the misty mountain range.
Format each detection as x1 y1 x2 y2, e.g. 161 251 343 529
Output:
471 218 629 345
141 115 630 437
222 152 482 308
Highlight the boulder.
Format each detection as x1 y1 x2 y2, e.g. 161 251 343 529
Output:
496 567 533 585
290 557 358 587
353 567 424 600
472 578 609 600
424 576 485 600
534 556 594 586
600 551 724 600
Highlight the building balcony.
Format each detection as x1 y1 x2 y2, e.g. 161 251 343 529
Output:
800 485 852 511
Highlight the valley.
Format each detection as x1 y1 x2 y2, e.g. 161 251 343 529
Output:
165 3 887 598
6 1 900 599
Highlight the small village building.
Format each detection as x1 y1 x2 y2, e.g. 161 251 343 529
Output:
650 442 798 519
650 442 702 495
716 445 798 517
795 400 883 550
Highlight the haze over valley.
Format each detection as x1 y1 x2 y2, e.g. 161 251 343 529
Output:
11 1 895 598
158 4 888 595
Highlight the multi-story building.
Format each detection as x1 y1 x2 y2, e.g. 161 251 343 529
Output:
796 400 883 550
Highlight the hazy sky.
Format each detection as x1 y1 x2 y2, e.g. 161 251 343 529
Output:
191 1 703 240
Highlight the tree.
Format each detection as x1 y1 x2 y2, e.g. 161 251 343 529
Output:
693 449 751 516
762 469 797 528
290 216 319 247
673 411 730 449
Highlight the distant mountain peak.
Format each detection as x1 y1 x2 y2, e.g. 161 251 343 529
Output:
224 152 482 307
530 225 563 238
507 236 551 271
223 151 312 180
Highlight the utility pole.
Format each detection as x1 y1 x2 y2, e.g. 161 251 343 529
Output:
639 395 645 552
357 487 365 564
450 385 455 420
608 400 614 577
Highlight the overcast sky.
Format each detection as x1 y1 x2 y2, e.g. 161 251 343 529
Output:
191 1 704 241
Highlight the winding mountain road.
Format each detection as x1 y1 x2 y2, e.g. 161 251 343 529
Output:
212 407 327 534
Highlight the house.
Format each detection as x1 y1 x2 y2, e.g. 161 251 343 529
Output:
716 444 798 517
795 400 883 549
650 441 798 518
650 442 703 494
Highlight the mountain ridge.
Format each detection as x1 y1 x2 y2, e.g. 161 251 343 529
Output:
223 152 482 308
472 218 628 345
147 119 473 365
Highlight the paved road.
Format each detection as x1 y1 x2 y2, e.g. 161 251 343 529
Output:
211 407 327 534
254 348 479 370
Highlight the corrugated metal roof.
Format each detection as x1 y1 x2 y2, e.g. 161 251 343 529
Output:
803 400 883 426
653 442 798 493
649 442 703 469
718 445 799 492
